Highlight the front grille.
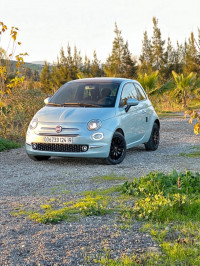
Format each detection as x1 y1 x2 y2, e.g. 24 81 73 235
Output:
32 143 89 152
37 133 79 137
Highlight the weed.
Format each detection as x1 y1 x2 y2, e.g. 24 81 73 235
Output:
11 171 200 264
0 137 20 151
119 170 200 264
121 170 200 196
50 184 70 195
82 185 121 197
179 146 200 157
179 151 200 157
0 87 45 141
13 195 112 224
90 174 128 183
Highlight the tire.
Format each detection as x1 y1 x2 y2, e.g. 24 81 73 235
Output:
145 123 160 151
106 132 126 165
27 154 51 161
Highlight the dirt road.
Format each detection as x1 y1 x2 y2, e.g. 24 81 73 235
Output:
0 116 199 265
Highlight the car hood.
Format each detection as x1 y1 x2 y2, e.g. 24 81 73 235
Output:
35 106 116 123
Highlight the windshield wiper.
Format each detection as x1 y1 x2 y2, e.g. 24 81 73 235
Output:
63 102 82 106
47 103 63 106
79 103 100 107
63 103 100 107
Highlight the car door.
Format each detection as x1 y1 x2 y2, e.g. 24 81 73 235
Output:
133 82 149 134
119 82 146 147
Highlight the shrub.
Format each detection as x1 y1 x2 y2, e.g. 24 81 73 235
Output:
0 86 46 141
0 137 20 151
121 170 200 196
121 170 200 222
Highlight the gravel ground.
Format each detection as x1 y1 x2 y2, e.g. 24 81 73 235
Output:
0 116 200 265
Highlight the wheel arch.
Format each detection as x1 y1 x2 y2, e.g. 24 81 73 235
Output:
154 119 160 129
115 128 125 136
109 128 125 146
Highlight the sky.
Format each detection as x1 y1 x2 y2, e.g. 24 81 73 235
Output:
0 0 199 64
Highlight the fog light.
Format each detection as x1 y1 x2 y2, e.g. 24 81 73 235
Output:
32 143 37 150
82 145 88 152
92 132 104 140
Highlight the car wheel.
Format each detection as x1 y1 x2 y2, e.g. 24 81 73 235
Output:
145 123 160 151
106 132 126 165
27 154 51 161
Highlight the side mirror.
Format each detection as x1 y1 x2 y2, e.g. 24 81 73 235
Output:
44 97 51 105
125 98 139 112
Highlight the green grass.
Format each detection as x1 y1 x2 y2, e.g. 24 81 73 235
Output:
180 151 200 157
50 184 70 195
81 185 121 197
85 171 200 265
0 137 21 151
11 171 200 264
121 170 200 197
157 111 176 117
90 174 128 182
12 195 114 224
179 146 200 158
118 170 200 265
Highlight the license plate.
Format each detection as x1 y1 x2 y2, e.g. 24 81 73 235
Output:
43 136 73 144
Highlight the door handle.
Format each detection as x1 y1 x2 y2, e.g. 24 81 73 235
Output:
141 110 146 114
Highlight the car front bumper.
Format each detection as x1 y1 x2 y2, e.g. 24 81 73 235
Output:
26 128 112 159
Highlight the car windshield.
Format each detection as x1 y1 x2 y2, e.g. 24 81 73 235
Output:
49 82 120 107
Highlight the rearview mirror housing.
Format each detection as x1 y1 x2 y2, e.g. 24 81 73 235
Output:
125 98 139 112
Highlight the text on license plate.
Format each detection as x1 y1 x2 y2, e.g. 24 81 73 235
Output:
43 136 73 144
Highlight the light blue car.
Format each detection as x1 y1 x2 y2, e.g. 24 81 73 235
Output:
26 78 160 164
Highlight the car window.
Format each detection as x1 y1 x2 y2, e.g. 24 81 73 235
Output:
120 83 138 106
50 82 119 107
134 83 147 101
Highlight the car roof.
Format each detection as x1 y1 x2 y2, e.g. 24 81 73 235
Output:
68 77 135 85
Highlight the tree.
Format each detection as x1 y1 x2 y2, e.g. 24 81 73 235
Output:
40 61 52 93
172 71 200 108
139 31 153 74
73 45 83 79
183 32 200 75
151 17 165 71
91 50 104 77
24 67 32 80
162 38 175 80
0 22 27 107
137 71 174 96
104 23 137 78
184 37 200 135
66 43 75 80
137 71 159 95
50 45 74 90
173 41 186 74
32 70 40 81
121 41 137 78
57 46 71 84
50 64 61 92
104 23 124 77
82 55 92 78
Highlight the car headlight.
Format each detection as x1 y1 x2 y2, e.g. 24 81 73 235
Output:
87 119 102 131
29 118 38 130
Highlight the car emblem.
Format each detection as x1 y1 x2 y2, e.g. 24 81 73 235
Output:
56 126 62 133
